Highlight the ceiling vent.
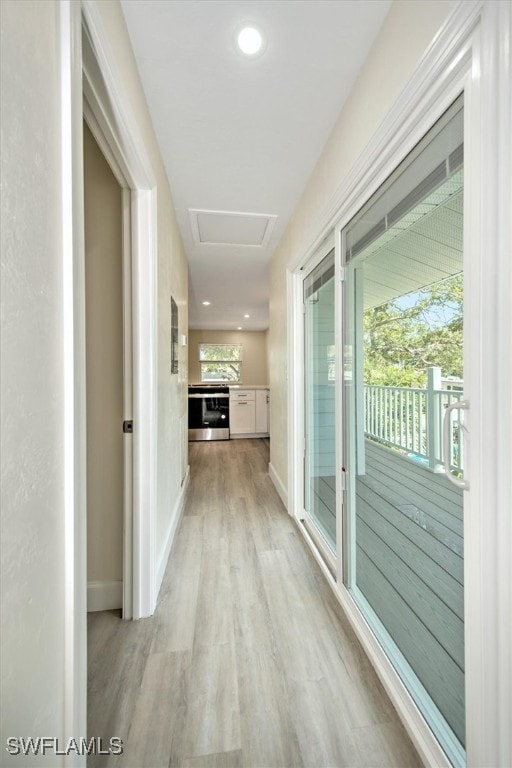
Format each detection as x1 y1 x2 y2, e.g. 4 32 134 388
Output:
189 209 277 247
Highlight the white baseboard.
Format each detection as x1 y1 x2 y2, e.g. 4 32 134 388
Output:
87 580 122 612
230 432 269 439
269 462 288 510
155 466 190 596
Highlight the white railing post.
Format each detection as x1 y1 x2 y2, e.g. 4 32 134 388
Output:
427 366 442 470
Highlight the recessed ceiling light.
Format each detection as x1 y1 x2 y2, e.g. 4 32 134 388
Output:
244 314 250 318
202 301 211 306
237 25 264 57
237 326 243 330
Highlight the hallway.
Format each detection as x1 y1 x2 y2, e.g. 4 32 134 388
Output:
88 439 420 768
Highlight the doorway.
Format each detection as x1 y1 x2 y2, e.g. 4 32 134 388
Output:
342 97 466 764
303 249 337 556
83 121 131 616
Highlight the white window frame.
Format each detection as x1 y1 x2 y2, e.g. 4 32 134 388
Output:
199 343 243 382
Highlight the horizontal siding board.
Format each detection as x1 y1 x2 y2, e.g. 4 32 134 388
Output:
308 491 336 543
312 476 336 513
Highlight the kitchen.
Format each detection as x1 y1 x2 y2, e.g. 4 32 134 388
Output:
187 328 270 442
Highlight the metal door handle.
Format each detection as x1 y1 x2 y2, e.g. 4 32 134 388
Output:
442 400 469 490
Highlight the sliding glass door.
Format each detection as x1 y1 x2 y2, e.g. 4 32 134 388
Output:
303 250 336 551
343 98 466 762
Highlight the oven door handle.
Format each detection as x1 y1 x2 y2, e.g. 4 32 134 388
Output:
188 393 229 399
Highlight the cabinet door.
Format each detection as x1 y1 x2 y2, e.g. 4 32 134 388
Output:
230 399 256 434
255 389 269 434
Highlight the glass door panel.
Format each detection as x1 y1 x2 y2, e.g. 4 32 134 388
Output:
343 98 466 762
304 250 336 551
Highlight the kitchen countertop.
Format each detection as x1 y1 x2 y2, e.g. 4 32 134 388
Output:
228 384 269 390
188 383 269 390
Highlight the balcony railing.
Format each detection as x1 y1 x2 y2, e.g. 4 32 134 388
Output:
364 367 464 473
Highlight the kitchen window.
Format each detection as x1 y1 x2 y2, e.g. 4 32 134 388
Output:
199 343 242 382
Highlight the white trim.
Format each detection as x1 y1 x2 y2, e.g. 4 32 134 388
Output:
83 65 135 622
299 516 336 576
81 1 158 620
131 188 158 618
121 187 133 620
81 3 156 190
155 467 190 593
463 3 512 765
188 208 277 248
288 235 336 525
268 462 288 510
87 581 123 612
60 1 87 764
286 269 304 519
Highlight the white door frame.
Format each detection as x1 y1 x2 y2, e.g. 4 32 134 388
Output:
287 2 511 766
82 100 134 619
61 0 158 759
80 1 158 621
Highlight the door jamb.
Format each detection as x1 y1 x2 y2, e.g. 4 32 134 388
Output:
81 0 156 619
80 1 158 621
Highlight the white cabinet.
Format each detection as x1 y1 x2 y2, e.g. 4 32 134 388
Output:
230 388 269 437
255 389 269 435
229 390 256 434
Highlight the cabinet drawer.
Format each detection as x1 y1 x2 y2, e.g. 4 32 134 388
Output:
230 390 255 402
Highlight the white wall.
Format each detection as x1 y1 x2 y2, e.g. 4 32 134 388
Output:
1 0 67 760
268 0 457 493
188 329 268 385
0 0 188 754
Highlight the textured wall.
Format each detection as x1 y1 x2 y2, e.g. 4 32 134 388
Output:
188 329 268 386
268 0 457 495
0 0 189 753
1 0 66 759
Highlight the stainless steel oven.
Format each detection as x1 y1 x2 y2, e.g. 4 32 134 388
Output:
188 385 230 441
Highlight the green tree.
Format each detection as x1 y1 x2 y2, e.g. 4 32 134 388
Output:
199 343 242 381
364 274 463 386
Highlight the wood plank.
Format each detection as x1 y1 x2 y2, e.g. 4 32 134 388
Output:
357 517 464 667
87 610 154 768
150 514 203 653
184 641 241 759
357 480 463 584
365 453 463 533
182 751 242 768
356 490 464 620
88 438 421 768
356 548 465 745
365 440 463 522
121 651 189 768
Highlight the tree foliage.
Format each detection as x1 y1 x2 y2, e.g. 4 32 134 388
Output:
364 274 463 387
199 344 242 381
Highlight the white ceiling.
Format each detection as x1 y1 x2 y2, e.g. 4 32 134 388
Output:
121 0 391 330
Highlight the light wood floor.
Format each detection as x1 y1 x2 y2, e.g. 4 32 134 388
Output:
88 438 422 768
